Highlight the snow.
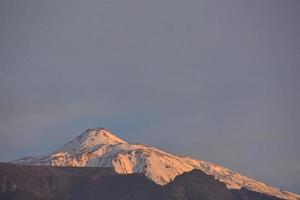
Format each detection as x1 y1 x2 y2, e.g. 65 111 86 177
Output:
13 128 300 200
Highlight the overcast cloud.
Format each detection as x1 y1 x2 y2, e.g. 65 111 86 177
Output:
0 0 300 193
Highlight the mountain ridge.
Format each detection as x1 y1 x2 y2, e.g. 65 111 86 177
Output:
13 127 300 200
1 162 286 200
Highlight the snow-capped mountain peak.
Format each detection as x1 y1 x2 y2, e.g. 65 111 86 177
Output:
13 127 300 200
55 128 127 154
79 127 127 145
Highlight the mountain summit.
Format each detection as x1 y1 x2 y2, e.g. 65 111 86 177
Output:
14 127 300 200
55 128 127 154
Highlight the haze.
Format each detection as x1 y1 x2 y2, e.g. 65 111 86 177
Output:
0 0 299 194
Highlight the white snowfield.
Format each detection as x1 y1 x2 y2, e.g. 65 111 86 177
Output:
14 128 300 200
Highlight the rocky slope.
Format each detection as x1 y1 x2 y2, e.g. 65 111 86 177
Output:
13 128 300 200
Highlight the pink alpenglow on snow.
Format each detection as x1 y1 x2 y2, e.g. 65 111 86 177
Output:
14 128 300 200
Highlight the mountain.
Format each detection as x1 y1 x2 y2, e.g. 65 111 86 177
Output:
0 163 286 200
13 127 300 200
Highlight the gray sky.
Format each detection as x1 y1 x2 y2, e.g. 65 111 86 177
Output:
1 0 300 194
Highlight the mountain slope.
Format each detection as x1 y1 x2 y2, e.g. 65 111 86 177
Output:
0 163 283 200
13 127 300 200
0 163 158 200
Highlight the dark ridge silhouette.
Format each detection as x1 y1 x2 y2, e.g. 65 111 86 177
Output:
0 163 284 200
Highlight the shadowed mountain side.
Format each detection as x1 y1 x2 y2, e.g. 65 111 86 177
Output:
0 163 285 200
164 170 284 200
231 188 283 200
0 163 158 200
160 170 235 200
